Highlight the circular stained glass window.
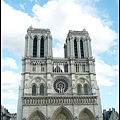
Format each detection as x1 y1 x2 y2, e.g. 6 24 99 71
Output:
53 79 68 93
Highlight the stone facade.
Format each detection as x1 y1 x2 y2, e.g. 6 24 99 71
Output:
17 26 103 120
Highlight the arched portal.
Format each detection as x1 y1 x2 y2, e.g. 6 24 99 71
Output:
28 110 46 120
79 108 94 120
52 106 73 120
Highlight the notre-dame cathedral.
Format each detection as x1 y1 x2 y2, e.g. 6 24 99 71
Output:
17 26 103 120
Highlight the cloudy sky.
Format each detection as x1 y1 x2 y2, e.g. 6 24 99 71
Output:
1 0 119 113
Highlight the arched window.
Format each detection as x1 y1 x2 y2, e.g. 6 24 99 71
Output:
84 84 88 95
74 39 78 58
77 84 81 94
40 85 44 95
80 39 84 58
40 37 44 57
33 37 37 57
32 85 36 95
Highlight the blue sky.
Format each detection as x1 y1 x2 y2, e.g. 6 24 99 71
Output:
1 0 118 113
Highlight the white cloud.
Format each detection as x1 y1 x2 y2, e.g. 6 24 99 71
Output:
2 0 118 57
32 0 117 56
1 70 21 100
107 50 117 55
1 70 20 113
2 57 19 69
95 57 118 86
52 42 64 57
1 0 37 56
1 90 18 100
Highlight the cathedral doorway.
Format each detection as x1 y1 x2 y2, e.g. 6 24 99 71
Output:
52 106 73 120
80 113 90 120
79 108 94 120
28 110 46 120
56 113 67 120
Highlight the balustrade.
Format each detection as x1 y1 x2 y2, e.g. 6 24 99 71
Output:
23 95 97 106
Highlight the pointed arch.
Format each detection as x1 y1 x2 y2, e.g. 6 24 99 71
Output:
29 77 45 86
28 110 46 120
74 38 78 58
77 84 82 95
84 84 88 95
32 84 36 95
33 36 37 57
40 36 44 57
40 84 44 95
52 106 73 120
79 108 94 120
80 39 84 58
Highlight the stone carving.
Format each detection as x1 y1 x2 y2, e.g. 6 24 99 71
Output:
35 78 41 83
56 113 66 120
79 79 85 84
23 96 97 105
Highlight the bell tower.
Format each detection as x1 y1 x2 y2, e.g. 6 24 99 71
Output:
25 26 52 58
64 28 92 59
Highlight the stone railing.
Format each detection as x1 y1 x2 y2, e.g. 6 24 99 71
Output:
22 95 97 106
28 58 90 74
52 58 89 73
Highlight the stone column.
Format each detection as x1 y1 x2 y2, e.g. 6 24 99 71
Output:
67 38 70 58
47 35 52 57
25 34 28 57
68 63 70 73
70 59 75 73
44 36 47 57
47 59 52 94
17 86 23 120
27 36 30 57
70 37 74 58
81 86 84 94
88 36 92 57
85 38 89 57
37 38 40 57
30 36 33 57
83 38 87 58
89 61 95 74
64 44 66 58
80 63 82 73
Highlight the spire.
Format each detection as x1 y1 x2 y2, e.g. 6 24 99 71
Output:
83 28 86 31
29 24 33 29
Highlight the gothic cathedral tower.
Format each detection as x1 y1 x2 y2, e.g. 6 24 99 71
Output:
17 26 103 120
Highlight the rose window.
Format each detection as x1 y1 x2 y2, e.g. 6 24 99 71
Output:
53 79 68 93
